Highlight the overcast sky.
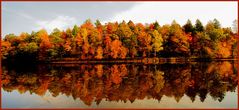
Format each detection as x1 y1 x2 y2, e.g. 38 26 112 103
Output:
2 1 238 37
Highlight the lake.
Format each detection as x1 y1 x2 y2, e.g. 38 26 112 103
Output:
1 61 238 108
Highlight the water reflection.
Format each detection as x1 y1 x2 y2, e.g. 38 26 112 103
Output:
1 61 238 107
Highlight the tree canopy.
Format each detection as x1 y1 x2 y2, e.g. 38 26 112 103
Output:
1 19 238 62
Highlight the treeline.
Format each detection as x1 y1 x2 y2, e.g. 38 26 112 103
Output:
2 62 237 105
1 19 238 62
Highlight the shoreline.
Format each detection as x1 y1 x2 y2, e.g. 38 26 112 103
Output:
50 58 238 64
2 57 237 65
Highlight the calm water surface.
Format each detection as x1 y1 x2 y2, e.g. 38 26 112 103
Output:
1 61 238 108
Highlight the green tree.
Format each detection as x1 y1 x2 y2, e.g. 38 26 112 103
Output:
151 30 164 57
49 28 65 59
183 19 195 34
195 19 204 32
213 19 221 29
72 25 79 37
95 19 102 27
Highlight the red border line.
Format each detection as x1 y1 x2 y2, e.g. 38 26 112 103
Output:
2 108 237 110
237 1 239 110
0 0 2 109
1 0 238 2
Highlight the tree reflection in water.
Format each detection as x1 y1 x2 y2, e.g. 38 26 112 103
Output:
1 61 238 106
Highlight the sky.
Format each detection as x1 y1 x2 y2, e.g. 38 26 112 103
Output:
1 1 238 37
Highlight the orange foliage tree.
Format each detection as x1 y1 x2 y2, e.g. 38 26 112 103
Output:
1 19 237 61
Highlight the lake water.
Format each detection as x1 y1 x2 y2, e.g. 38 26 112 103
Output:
1 61 238 108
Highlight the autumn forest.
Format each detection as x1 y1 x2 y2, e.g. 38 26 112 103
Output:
2 61 237 105
1 19 238 62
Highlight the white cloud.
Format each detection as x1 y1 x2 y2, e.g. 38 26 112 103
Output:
108 2 237 27
35 16 77 33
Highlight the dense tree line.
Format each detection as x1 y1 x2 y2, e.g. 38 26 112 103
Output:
2 62 237 105
1 19 238 61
